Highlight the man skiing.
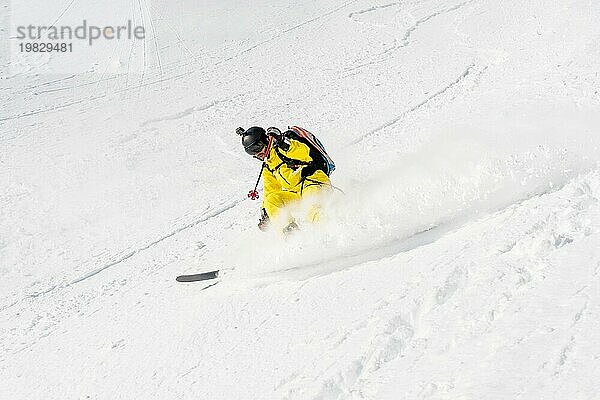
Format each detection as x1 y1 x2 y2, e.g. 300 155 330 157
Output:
236 126 335 234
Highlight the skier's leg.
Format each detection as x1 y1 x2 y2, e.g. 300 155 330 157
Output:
301 171 332 223
263 190 301 229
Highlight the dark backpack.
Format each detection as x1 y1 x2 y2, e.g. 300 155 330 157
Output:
285 126 336 176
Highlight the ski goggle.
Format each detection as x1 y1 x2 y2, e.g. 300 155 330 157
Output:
244 141 267 156
253 145 269 160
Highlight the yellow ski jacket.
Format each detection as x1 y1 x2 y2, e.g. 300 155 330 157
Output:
259 136 332 224
262 138 329 203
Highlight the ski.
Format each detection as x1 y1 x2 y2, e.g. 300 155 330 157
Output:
176 270 219 282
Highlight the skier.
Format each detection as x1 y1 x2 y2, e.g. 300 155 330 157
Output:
237 126 335 234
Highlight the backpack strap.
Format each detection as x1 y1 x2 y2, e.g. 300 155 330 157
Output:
288 126 335 175
274 147 311 170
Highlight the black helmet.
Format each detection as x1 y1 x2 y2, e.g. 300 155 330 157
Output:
240 126 267 156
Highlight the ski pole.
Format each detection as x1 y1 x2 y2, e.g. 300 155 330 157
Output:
247 163 265 200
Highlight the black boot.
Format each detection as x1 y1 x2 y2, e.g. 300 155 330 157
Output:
282 221 299 235
258 208 270 232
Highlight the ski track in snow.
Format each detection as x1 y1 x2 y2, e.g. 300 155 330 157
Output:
344 0 475 75
67 199 243 285
0 199 243 314
0 0 359 124
349 63 486 145
0 94 110 122
138 94 247 128
348 2 401 20
222 0 363 63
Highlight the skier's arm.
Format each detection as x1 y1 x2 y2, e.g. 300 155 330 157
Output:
262 168 279 208
280 139 312 163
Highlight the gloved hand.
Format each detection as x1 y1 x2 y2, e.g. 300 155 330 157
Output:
265 126 281 138
265 127 290 151
258 208 270 232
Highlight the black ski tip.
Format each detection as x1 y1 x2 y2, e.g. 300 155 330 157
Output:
176 270 219 283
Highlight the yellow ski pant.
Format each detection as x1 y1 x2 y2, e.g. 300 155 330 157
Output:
263 170 331 226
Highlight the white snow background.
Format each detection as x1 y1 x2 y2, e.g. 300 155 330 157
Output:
1 0 600 399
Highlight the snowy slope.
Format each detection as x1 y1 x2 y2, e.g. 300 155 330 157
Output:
2 0 600 399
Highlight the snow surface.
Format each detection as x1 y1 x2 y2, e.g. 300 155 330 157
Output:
2 0 600 398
